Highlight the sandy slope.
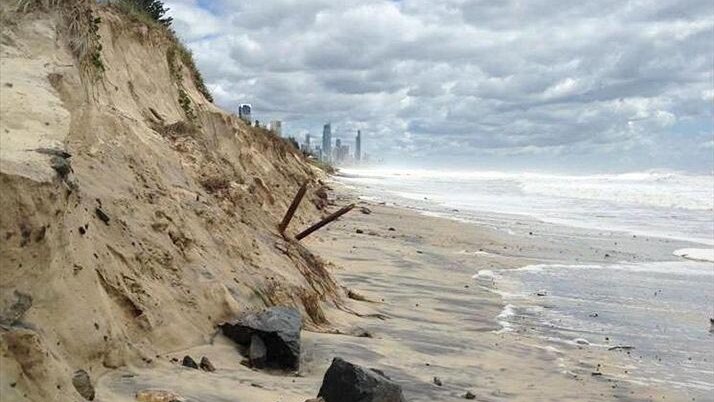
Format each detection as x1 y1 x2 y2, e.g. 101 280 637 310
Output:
0 4 339 401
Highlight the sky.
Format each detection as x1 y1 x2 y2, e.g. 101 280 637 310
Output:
165 0 714 173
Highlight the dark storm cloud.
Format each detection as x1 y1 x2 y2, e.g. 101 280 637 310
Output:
167 0 714 172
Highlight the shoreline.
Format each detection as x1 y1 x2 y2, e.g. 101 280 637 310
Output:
95 180 704 401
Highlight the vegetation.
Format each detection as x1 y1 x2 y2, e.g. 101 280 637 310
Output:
115 0 213 103
16 0 105 76
308 158 336 174
178 89 196 121
118 0 172 26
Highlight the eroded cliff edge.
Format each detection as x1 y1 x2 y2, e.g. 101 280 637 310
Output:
0 2 339 400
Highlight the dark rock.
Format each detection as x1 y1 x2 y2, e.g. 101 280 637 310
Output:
95 208 110 225
71 369 95 401
315 187 328 199
317 357 405 402
199 356 216 372
463 391 476 399
360 207 372 215
249 334 267 368
50 155 71 178
181 355 198 369
355 229 364 234
220 306 301 370
0 290 32 326
433 376 443 386
388 227 396 231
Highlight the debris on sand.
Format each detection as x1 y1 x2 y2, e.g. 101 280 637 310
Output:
95 207 110 225
181 355 198 369
71 369 95 401
199 356 216 372
608 345 635 351
220 306 301 370
433 376 443 386
317 357 406 402
463 391 476 399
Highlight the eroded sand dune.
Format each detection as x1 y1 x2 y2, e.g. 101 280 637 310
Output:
0 3 338 400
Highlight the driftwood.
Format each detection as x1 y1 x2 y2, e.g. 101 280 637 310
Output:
279 181 308 234
296 204 355 241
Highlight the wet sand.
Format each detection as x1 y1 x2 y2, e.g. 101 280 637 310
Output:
96 185 696 402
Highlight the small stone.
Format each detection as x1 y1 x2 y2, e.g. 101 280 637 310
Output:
95 208 110 225
359 207 372 215
356 229 364 234
463 391 476 400
199 356 215 372
388 227 396 231
181 355 198 369
433 377 443 386
71 369 95 401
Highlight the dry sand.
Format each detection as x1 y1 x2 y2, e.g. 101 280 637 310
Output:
95 183 691 402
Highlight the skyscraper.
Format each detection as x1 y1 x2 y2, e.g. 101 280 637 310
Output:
305 133 311 150
269 120 282 136
355 130 362 162
238 104 252 122
322 123 332 162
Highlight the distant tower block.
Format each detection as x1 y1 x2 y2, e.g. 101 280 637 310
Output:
269 120 282 136
322 123 332 162
238 104 252 122
355 130 362 162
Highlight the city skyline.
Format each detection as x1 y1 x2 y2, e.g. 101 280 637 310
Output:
170 1 714 173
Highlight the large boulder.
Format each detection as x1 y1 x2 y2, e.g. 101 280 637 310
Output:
220 306 301 370
317 358 406 402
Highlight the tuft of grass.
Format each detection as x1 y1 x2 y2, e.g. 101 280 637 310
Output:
178 89 196 120
113 0 163 29
15 0 105 77
172 41 213 103
113 1 213 103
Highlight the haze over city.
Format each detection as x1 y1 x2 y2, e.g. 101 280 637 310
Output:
166 0 714 173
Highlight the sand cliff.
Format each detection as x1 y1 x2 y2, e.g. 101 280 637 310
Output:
0 2 339 400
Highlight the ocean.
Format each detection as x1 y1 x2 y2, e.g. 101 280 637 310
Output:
337 167 714 398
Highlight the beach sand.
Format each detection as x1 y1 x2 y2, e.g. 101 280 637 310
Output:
95 184 695 402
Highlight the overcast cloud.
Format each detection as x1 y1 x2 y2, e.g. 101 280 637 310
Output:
166 0 714 173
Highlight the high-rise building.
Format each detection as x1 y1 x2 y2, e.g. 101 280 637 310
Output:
305 133 311 150
269 120 282 136
355 130 362 162
322 123 332 162
238 104 252 122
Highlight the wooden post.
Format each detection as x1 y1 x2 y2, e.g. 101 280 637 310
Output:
279 181 308 234
295 204 355 241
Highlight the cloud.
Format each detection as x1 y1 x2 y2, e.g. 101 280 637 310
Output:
166 0 714 172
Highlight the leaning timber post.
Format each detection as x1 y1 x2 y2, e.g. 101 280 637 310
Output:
295 203 355 241
279 181 308 234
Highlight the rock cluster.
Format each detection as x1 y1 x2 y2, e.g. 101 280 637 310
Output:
220 306 302 370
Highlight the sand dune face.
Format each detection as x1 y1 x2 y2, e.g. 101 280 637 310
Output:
0 4 337 401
